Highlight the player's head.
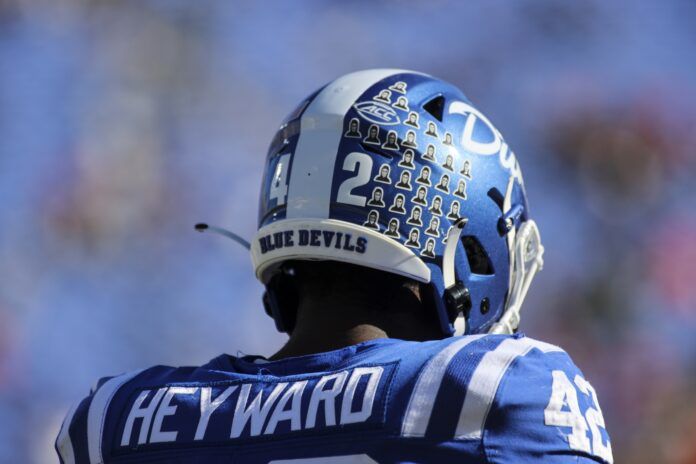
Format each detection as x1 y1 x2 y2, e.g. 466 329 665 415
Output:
254 69 543 336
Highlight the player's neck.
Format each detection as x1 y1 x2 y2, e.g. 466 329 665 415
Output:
269 292 437 361
269 323 388 361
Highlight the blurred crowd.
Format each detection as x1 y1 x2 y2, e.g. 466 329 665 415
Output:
0 1 694 462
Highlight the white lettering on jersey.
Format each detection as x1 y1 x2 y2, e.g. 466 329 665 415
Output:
150 387 198 443
265 380 308 434
195 386 237 440
117 365 389 447
340 366 383 425
121 388 167 446
306 371 349 428
545 371 614 463
231 382 287 438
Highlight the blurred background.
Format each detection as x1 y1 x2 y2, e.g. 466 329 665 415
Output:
0 0 695 462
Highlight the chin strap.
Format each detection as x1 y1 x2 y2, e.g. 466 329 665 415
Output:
488 178 544 334
442 218 470 336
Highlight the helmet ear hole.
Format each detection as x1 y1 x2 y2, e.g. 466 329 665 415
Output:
423 95 445 121
462 236 495 275
487 188 505 212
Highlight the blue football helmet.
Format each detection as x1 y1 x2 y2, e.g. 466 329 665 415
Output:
251 69 543 336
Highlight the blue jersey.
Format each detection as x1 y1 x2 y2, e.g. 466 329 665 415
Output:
56 334 613 463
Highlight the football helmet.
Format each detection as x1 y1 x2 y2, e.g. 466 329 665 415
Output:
251 69 543 336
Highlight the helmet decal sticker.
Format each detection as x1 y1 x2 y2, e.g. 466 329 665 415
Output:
402 130 417 148
392 96 409 111
421 238 436 258
374 89 392 104
454 179 467 199
395 171 413 191
374 164 392 184
436 174 450 193
442 154 455 171
388 193 407 215
406 206 423 226
460 159 472 179
449 99 523 184
423 144 437 162
364 124 381 145
443 132 453 146
344 118 362 138
429 196 443 216
447 200 461 220
404 228 421 249
398 149 416 169
382 130 399 150
425 217 441 237
384 218 401 239
425 121 438 138
353 101 401 126
388 81 407 94
405 112 420 128
416 166 432 186
412 186 428 205
363 210 380 230
367 187 385 207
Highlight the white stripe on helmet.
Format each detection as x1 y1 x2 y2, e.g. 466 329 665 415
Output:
286 69 418 219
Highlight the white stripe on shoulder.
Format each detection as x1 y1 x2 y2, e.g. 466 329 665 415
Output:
454 337 561 440
87 369 144 464
527 338 564 354
56 401 80 464
286 69 416 219
401 335 486 437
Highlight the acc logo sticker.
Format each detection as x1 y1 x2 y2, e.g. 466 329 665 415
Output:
354 101 401 126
